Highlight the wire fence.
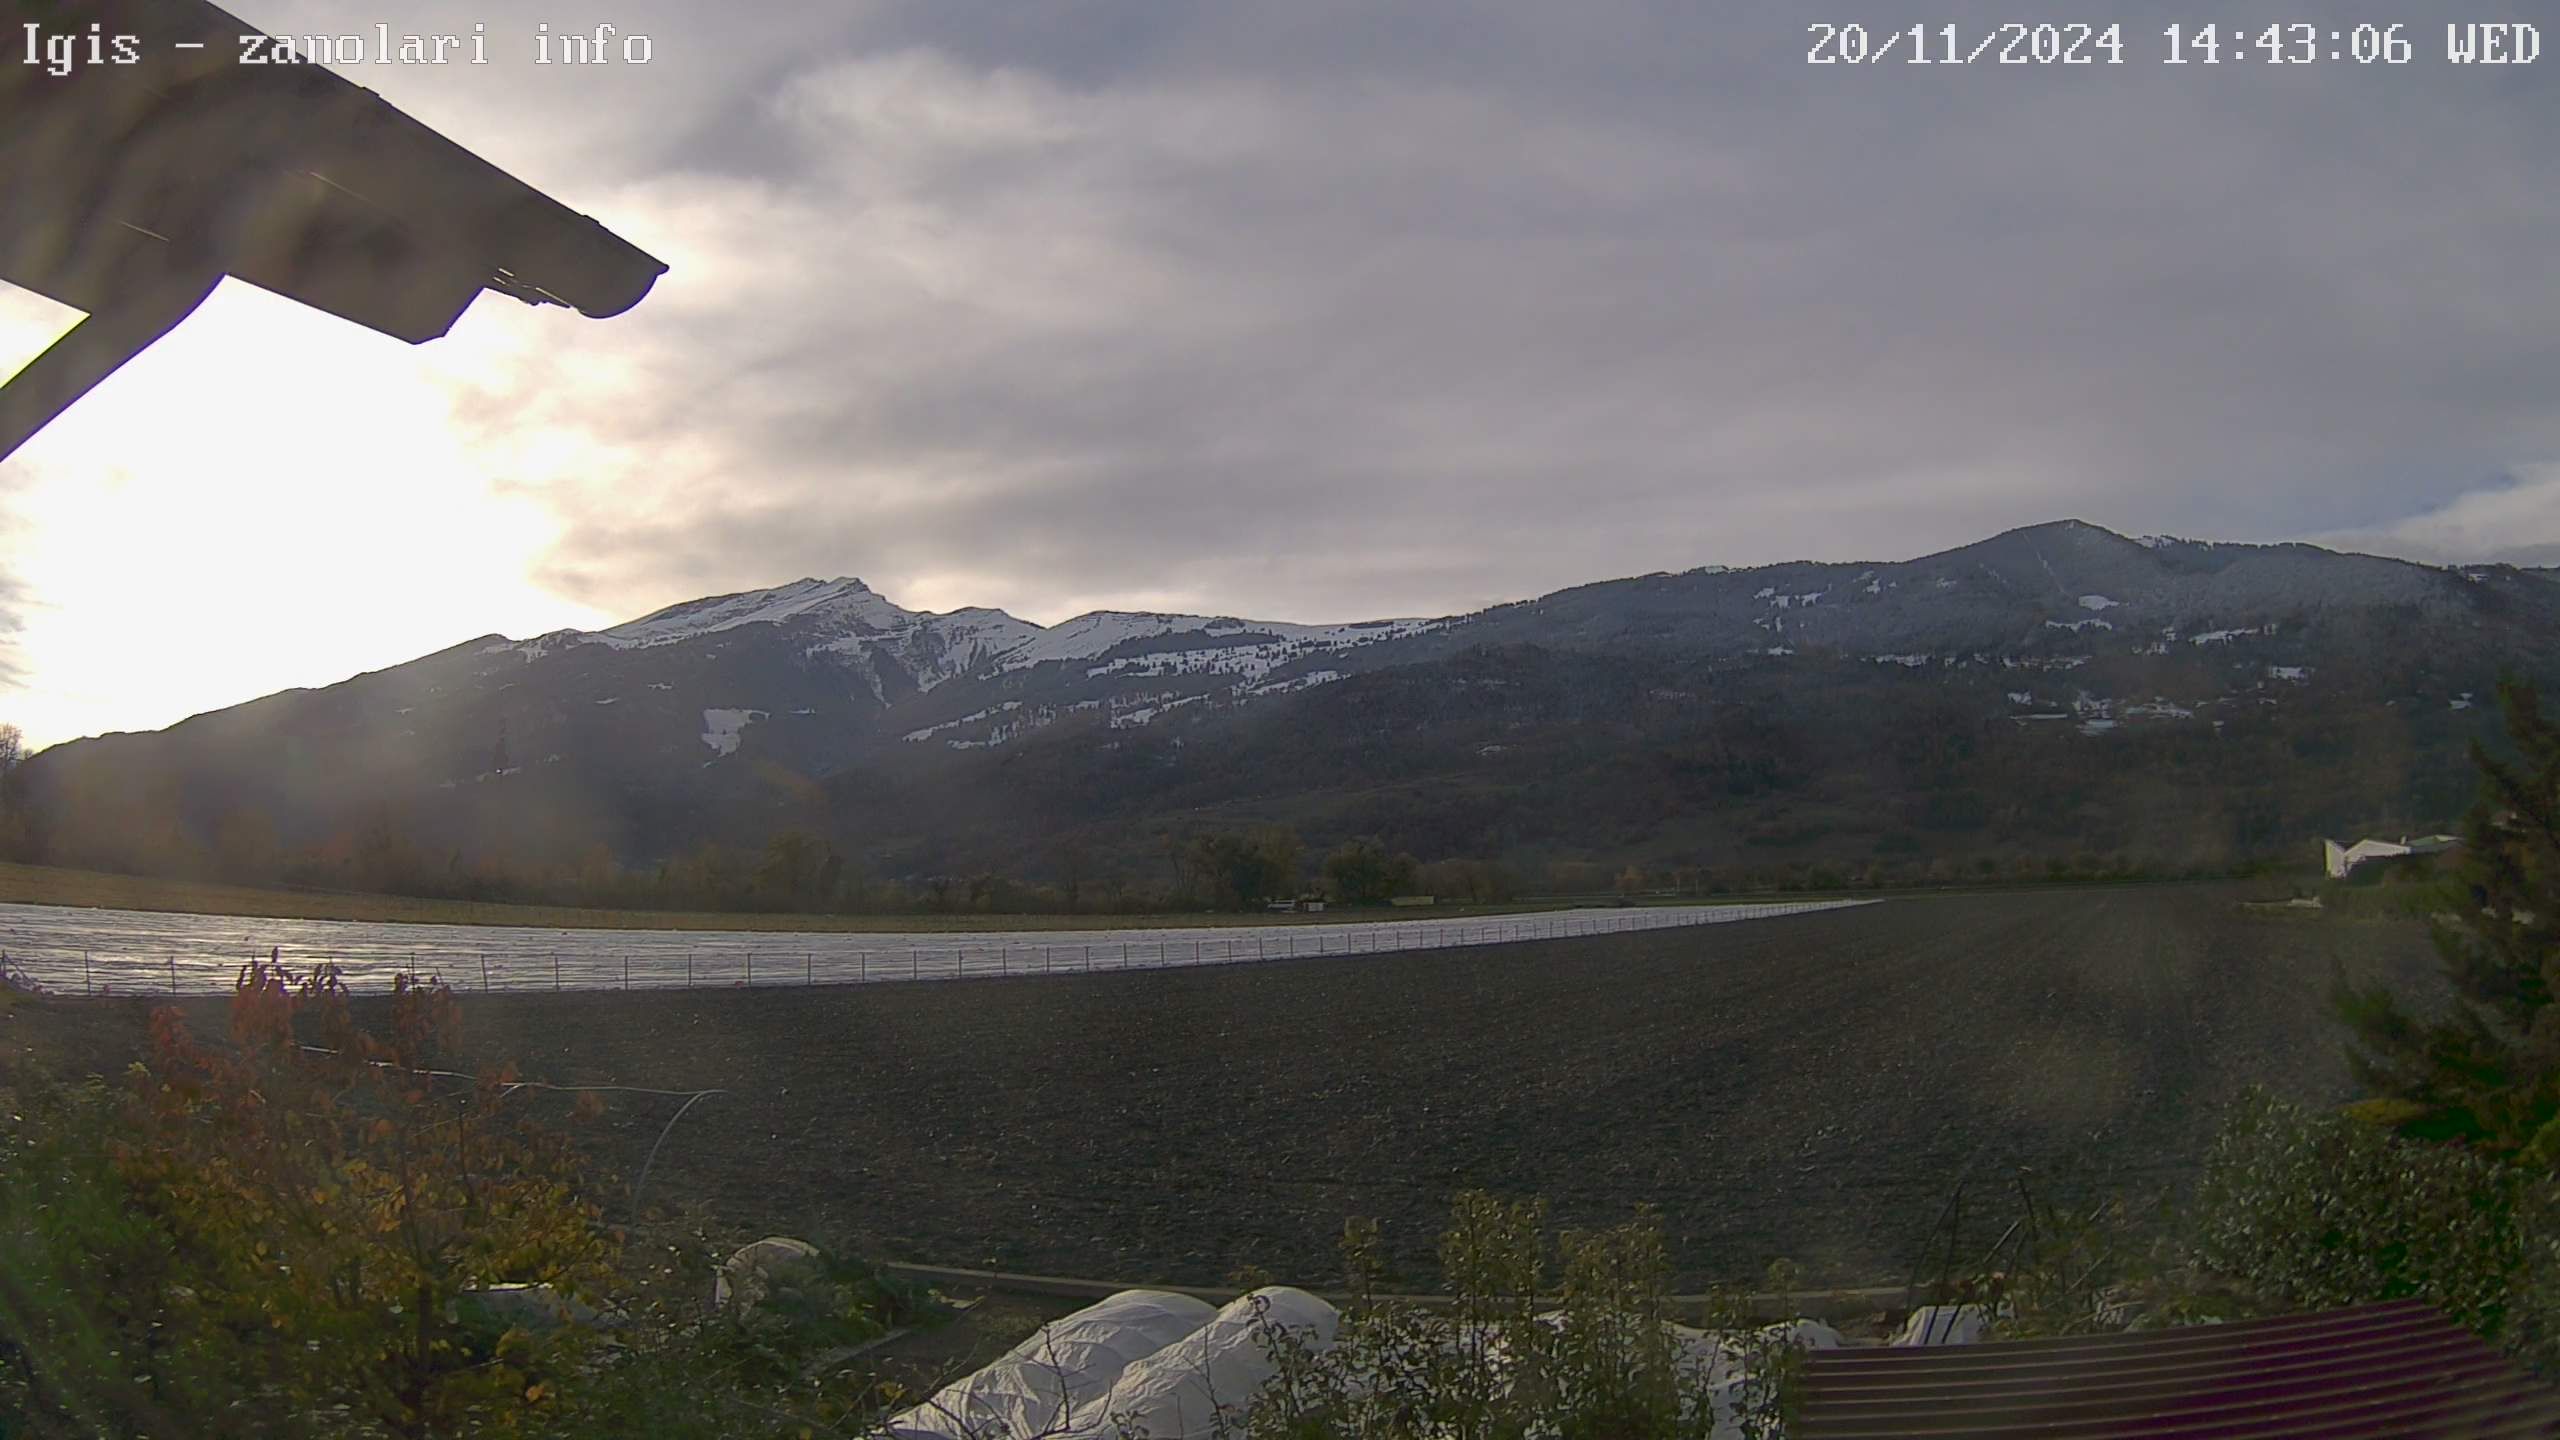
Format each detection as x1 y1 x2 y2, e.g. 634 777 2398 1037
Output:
0 899 1873 997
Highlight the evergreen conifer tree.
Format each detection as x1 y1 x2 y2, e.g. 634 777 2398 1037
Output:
2336 679 2560 1158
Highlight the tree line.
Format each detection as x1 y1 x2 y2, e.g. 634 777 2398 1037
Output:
0 709 2282 919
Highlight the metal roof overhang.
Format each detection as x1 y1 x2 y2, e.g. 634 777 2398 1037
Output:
1 0 666 462
1798 1299 2560 1439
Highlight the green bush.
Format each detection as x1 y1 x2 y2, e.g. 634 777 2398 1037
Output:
0 1078 260 1438
2187 1089 2560 1363
1238 1195 1799 1440
519 1220 937 1440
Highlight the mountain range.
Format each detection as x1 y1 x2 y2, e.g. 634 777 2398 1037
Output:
24 520 2560 887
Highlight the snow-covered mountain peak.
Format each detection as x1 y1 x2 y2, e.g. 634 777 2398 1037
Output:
593 576 908 649
490 568 1447 704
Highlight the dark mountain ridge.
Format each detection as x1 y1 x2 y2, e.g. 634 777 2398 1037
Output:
23 520 2558 886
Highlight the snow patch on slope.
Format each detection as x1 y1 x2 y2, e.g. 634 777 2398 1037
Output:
1008 614 1434 676
903 701 1026 744
700 708 765 757
2190 625 2272 646
1110 693 1206 729
819 606 1048 691
1242 668 1342 697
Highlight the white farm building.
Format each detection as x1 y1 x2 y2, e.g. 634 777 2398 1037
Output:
2322 833 2461 881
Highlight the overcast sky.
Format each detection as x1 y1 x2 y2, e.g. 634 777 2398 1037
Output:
4 0 2558 747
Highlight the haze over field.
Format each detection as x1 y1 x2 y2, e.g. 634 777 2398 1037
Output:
5 0 2560 750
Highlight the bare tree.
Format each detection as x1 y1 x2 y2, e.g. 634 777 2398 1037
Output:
0 723 27 862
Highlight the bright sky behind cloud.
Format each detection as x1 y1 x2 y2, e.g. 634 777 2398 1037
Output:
5 0 2559 749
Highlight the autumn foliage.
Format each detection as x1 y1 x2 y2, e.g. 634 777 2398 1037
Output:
109 959 617 1436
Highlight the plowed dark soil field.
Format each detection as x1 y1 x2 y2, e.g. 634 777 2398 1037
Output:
9 887 2444 1290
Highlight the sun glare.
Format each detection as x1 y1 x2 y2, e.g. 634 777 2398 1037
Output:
0 279 619 749
0 280 84 386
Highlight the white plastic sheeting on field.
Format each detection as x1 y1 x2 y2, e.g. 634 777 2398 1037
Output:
1675 1318 1845 1437
1892 1303 1989 1346
883 1289 1227 1440
1077 1288 1342 1440
882 1288 1854 1440
0 898 1873 996
712 1236 821 1313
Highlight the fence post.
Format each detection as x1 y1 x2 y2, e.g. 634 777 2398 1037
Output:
480 953 490 993
624 953 630 990
807 952 813 986
554 950 561 991
83 951 90 994
686 951 693 988
746 951 754 988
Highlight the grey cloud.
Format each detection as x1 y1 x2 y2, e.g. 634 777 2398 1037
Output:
447 0 2560 625
2305 465 2560 569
